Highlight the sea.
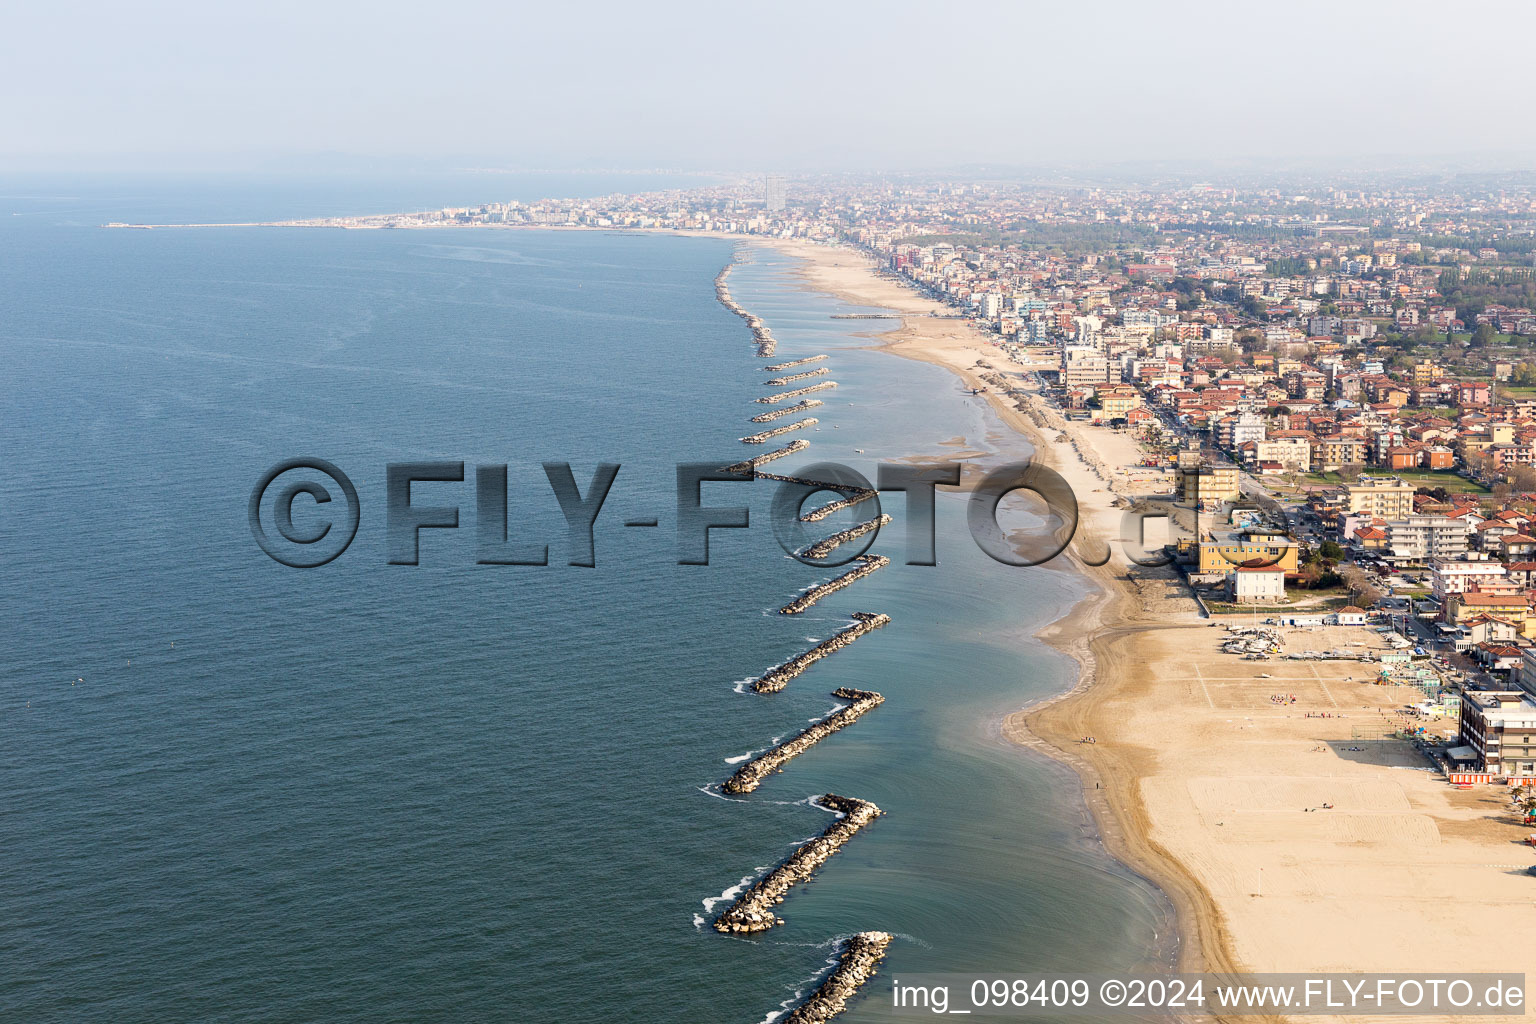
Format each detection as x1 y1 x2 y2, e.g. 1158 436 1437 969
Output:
0 175 1171 1023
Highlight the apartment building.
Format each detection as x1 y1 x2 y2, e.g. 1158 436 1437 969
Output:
1345 476 1416 520
1060 345 1114 387
1430 558 1508 601
1386 515 1469 564
1458 690 1536 776
1181 463 1242 504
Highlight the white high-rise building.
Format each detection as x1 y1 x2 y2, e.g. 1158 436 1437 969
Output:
764 175 786 213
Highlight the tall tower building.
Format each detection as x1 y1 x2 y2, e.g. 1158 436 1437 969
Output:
764 175 786 213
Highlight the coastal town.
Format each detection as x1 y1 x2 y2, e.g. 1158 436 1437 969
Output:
126 174 1536 1009
244 173 1536 782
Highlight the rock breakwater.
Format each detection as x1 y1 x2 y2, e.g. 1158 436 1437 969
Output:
722 688 884 795
715 257 776 357
751 399 825 423
778 555 889 614
784 932 893 1024
756 381 837 405
800 515 893 561
767 367 830 385
740 418 818 444
800 488 878 523
751 613 891 694
765 355 827 372
722 438 810 474
712 794 883 933
714 258 891 1022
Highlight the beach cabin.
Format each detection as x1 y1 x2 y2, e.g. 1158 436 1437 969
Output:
1331 606 1367 626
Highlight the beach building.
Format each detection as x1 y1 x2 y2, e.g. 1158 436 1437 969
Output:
1198 528 1299 575
1180 462 1242 504
1061 346 1113 387
1430 558 1507 601
1228 566 1286 604
1457 690 1536 775
1446 591 1535 636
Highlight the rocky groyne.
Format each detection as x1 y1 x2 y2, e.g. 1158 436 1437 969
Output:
800 515 893 561
778 555 889 615
800 488 878 523
740 418 818 444
716 257 776 357
722 438 810 474
783 932 894 1024
751 399 825 423
765 355 827 372
756 381 837 405
751 613 891 694
714 262 890 1023
712 794 883 933
757 470 860 493
767 367 830 386
723 689 884 794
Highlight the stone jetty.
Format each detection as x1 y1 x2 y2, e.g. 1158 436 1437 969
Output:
715 257 776 356
723 438 810 474
756 470 862 494
740 418 818 444
765 355 828 372
800 515 893 561
766 367 830 386
712 794 883 933
713 286 891 1024
751 613 891 694
783 932 894 1024
800 488 878 523
778 555 889 615
722 688 884 795
756 381 837 405
751 399 825 423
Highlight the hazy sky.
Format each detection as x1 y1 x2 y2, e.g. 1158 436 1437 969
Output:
4 0 1534 173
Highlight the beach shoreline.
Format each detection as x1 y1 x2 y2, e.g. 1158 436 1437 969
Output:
756 237 1536 1024
752 238 1237 981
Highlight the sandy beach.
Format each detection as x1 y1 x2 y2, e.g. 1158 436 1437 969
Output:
764 238 1536 1023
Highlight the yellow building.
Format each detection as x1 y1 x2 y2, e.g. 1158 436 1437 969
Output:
1197 529 1300 575
1099 389 1143 421
1181 463 1241 503
1447 592 1536 638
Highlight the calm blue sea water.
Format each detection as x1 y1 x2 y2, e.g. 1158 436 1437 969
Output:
0 181 1168 1023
